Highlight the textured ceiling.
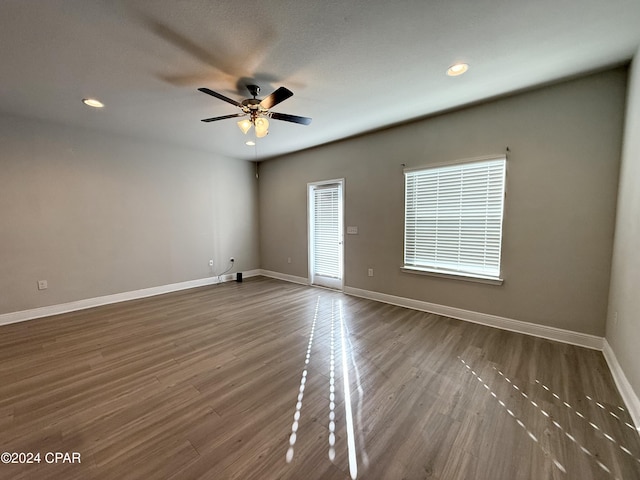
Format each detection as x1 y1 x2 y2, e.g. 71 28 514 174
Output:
1 0 639 161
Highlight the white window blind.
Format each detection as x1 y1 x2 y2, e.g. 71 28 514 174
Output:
404 157 506 279
313 184 340 278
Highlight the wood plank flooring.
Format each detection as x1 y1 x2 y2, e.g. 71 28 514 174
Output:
1 276 639 479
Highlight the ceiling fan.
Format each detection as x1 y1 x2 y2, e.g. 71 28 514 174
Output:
198 85 311 138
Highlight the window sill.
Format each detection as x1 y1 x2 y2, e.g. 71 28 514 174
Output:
401 266 504 285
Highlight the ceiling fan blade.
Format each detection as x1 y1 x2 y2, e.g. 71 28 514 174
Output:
201 113 247 123
198 87 243 108
260 87 293 109
270 112 312 125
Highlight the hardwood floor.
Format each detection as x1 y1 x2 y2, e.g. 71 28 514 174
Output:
1 276 639 479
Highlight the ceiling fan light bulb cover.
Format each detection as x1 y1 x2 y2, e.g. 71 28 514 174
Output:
255 117 269 129
254 117 269 137
237 119 252 134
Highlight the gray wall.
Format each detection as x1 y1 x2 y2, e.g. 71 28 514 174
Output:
0 114 259 315
607 51 640 398
259 68 627 336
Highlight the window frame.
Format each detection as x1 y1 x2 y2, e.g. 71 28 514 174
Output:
402 155 507 285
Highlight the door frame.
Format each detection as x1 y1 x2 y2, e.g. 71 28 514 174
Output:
307 178 344 290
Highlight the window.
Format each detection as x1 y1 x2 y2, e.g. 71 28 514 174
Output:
403 156 506 282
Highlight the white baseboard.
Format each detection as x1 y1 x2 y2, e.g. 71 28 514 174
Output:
343 286 604 350
240 269 262 279
259 269 309 286
0 269 261 327
602 340 640 434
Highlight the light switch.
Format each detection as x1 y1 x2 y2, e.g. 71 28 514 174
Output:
347 226 358 235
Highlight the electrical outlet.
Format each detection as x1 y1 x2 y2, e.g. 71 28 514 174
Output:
613 311 618 326
287 257 292 264
368 268 374 277
37 280 48 290
209 259 214 267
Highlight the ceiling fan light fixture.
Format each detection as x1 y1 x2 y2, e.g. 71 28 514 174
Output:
447 63 469 76
254 117 269 138
82 98 104 108
237 119 252 134
245 140 256 146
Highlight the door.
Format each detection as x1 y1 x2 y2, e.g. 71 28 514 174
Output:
308 180 344 289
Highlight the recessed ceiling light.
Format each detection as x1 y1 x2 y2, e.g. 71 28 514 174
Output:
446 63 469 76
245 140 256 146
82 98 104 108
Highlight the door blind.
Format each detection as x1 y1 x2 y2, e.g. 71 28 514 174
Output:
404 157 506 278
313 185 340 278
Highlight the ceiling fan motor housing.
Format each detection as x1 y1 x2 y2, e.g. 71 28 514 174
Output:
241 98 262 107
